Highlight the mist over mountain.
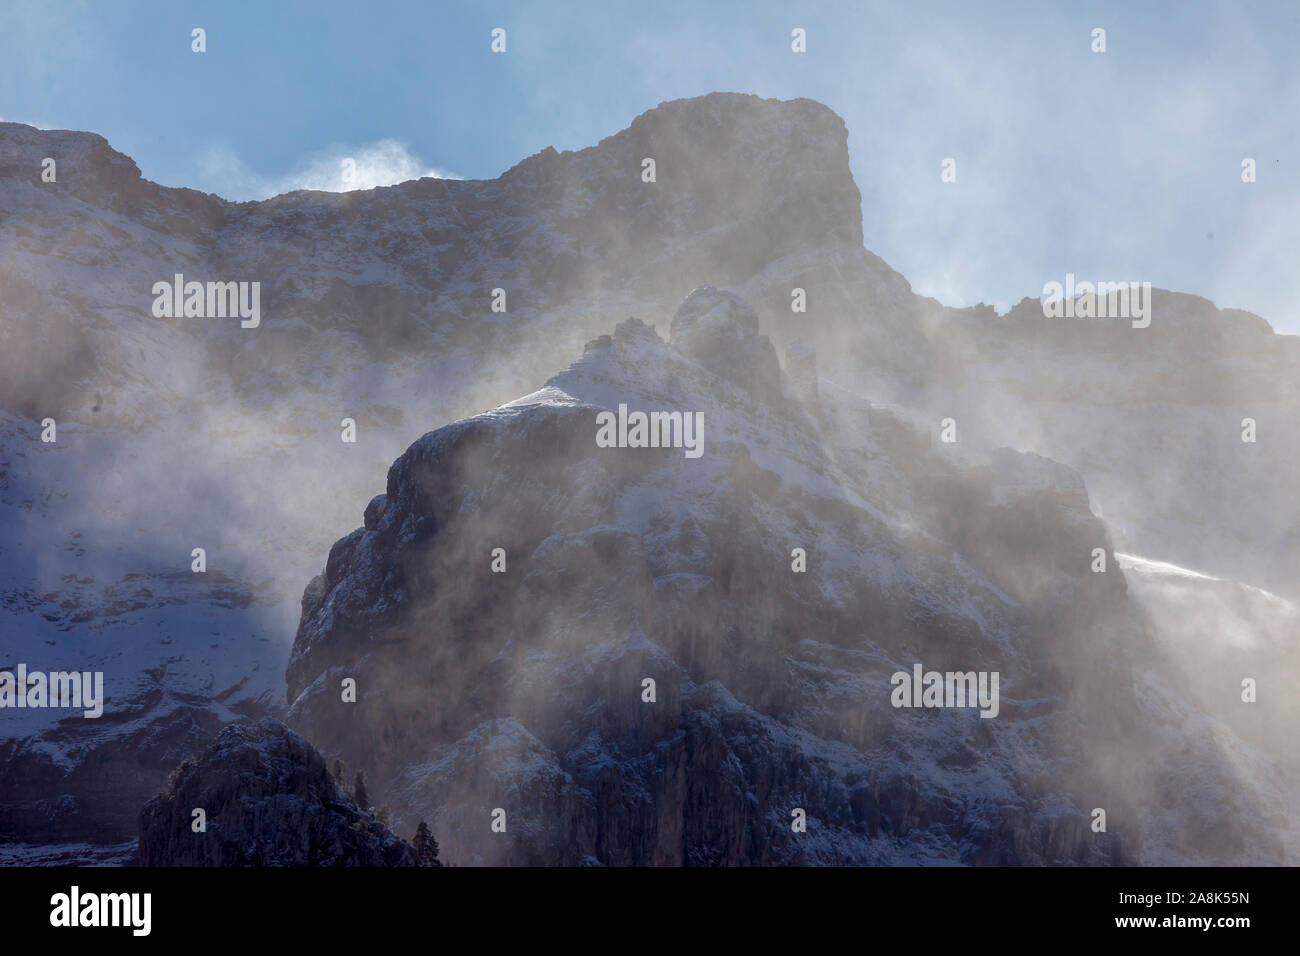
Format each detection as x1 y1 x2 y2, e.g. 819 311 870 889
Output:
0 93 1295 865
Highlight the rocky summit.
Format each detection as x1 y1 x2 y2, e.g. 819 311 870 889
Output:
282 286 1281 866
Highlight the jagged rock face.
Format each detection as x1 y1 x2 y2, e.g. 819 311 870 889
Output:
0 92 863 429
926 288 1300 599
284 291 1162 866
669 287 782 403
137 719 419 866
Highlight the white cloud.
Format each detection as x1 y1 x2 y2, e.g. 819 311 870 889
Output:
0 115 55 129
200 139 461 200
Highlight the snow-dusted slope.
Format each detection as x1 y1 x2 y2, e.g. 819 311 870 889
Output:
284 289 1291 865
0 412 288 845
2 93 873 848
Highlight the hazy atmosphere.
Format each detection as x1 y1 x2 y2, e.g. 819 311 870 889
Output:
0 2 1295 916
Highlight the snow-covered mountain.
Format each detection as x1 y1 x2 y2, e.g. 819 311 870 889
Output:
1 92 1295 864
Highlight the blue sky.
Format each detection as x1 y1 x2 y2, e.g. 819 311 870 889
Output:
3 0 1298 332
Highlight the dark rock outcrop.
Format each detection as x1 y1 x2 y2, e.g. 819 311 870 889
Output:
137 719 421 866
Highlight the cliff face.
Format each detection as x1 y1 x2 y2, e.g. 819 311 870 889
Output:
0 93 910 855
283 290 1156 865
0 93 866 429
137 719 420 866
